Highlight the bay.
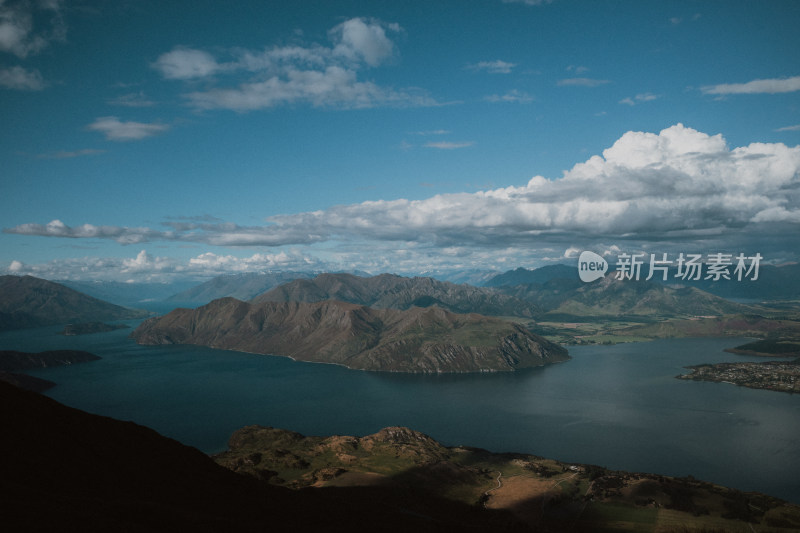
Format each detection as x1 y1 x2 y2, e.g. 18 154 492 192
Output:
3 322 798 504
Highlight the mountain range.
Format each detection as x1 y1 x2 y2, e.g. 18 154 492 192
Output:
59 279 197 308
165 271 316 304
0 275 148 331
253 272 540 318
131 297 568 373
484 263 800 302
498 275 756 319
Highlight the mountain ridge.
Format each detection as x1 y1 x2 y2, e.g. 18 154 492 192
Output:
131 298 568 373
0 275 149 331
166 271 317 304
253 272 540 318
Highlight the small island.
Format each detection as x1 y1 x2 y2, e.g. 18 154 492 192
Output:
59 322 130 336
724 338 800 357
677 359 800 393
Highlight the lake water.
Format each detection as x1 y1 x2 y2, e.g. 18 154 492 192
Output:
3 321 798 504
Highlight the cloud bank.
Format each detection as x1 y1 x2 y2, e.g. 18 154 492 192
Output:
5 249 328 283
6 124 800 271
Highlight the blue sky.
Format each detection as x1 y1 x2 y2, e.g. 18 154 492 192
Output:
1 0 799 282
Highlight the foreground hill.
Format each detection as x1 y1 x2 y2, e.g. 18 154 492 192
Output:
0 381 528 532
0 275 149 331
131 298 568 373
217 424 800 532
253 273 539 318
166 271 315 304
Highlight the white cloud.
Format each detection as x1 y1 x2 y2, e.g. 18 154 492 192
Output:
6 125 800 264
566 65 589 74
2 249 328 282
619 92 660 106
466 60 516 74
108 91 156 107
152 48 224 80
0 0 65 58
155 18 433 111
0 65 44 89
87 116 170 141
775 124 800 132
329 17 397 67
557 77 610 87
424 141 475 150
702 75 800 95
187 66 434 111
484 89 534 103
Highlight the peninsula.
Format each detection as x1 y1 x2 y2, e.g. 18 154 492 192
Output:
677 359 800 393
131 298 569 373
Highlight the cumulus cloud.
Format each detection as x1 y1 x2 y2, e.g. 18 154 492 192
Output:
0 65 44 89
329 17 398 67
702 75 800 95
6 125 800 263
87 116 170 141
0 0 65 58
153 17 433 111
152 47 223 79
466 60 516 74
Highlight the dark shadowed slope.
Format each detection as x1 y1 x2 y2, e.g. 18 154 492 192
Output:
0 381 530 532
0 275 148 331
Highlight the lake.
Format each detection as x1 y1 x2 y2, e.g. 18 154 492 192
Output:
2 321 798 504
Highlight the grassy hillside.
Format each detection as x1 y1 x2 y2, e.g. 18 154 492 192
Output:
216 424 800 532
